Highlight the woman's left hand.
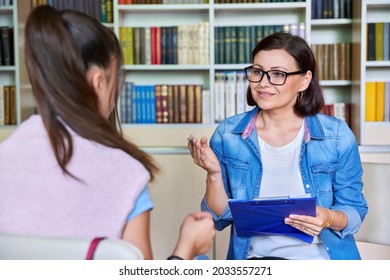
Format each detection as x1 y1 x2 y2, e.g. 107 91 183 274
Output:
284 206 332 236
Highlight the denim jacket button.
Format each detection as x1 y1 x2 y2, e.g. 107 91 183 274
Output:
305 184 310 188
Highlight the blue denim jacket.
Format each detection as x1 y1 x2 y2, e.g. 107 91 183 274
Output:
201 107 368 260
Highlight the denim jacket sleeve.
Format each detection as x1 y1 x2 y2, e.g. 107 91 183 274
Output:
330 121 368 237
307 116 368 238
201 121 235 231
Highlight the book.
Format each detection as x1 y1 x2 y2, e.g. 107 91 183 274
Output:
236 70 246 115
231 26 238 64
384 82 390 122
143 85 154 124
151 26 161 65
201 89 211 124
186 85 195 123
161 85 169 123
214 71 226 122
140 85 148 123
376 82 385 121
1 26 13 66
323 44 330 80
3 85 10 125
133 27 141 65
173 84 180 123
144 27 151 65
202 22 210 65
367 23 376 61
223 26 233 64
383 22 389 61
187 25 195 65
225 71 237 118
178 25 187 65
194 84 203 123
215 26 224 65
236 26 246 64
0 86 4 125
154 84 163 123
131 84 138 123
170 26 178 65
375 22 384 61
120 82 130 123
179 85 187 123
161 26 169 65
167 85 174 123
365 82 376 122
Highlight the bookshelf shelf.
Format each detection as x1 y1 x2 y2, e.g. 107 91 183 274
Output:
311 18 353 26
118 4 210 12
214 2 306 10
124 65 211 71
353 0 390 145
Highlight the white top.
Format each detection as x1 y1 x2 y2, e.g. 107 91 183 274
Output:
248 121 329 260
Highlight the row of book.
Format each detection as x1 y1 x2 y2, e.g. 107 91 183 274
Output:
214 0 303 3
311 42 351 81
119 23 210 65
321 103 351 127
214 70 255 122
365 81 390 122
0 0 13 5
215 23 305 64
367 22 390 61
120 83 209 124
0 85 16 126
122 0 304 3
311 0 352 19
118 0 208 3
0 26 14 66
31 0 114 23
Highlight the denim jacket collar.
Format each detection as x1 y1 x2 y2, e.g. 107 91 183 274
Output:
236 107 326 143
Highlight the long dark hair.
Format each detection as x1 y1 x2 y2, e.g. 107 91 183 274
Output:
25 5 159 180
247 32 324 116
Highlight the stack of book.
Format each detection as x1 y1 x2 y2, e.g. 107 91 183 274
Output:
367 22 390 61
311 0 352 19
120 83 209 124
311 43 351 80
0 26 13 66
215 23 305 64
365 81 390 122
0 85 16 126
118 0 208 3
214 70 255 122
31 0 113 23
119 22 209 65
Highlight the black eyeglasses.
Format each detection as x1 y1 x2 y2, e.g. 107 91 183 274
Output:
244 66 306 86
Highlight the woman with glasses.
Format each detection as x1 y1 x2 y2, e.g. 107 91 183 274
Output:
188 32 367 260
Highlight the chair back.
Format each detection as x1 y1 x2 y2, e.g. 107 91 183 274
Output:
0 233 144 260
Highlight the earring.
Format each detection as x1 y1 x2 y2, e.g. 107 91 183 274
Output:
297 91 304 101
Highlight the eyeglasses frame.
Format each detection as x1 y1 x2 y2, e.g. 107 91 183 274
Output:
244 65 307 86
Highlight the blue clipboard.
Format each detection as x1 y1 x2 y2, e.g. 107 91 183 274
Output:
228 197 316 243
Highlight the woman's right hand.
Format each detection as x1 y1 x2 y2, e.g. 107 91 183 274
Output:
187 135 221 175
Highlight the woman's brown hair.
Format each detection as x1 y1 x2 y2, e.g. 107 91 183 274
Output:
25 5 159 180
